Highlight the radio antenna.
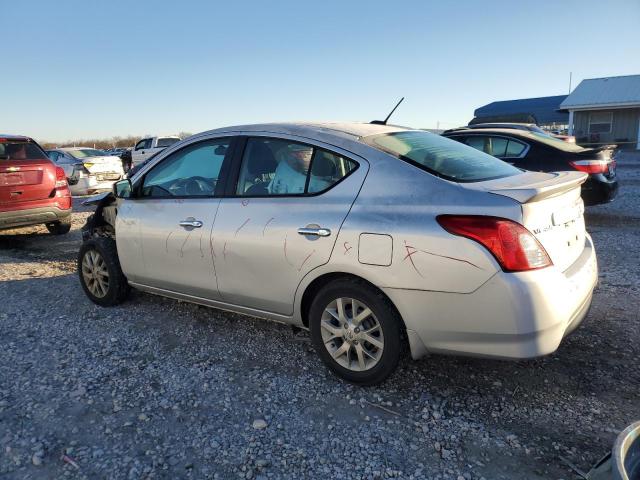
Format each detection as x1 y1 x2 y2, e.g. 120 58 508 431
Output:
371 97 405 125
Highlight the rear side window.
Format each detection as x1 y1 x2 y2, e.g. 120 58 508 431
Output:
235 138 358 196
157 137 180 148
366 131 520 183
0 141 48 161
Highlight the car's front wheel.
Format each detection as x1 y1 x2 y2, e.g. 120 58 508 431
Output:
78 237 130 307
309 278 403 385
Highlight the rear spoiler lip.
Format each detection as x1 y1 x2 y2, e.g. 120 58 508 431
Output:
488 171 588 203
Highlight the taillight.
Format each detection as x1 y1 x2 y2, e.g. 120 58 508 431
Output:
569 159 609 174
55 166 68 188
436 215 552 272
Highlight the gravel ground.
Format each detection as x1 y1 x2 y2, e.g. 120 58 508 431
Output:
1 155 639 480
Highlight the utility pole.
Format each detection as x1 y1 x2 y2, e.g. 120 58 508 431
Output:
568 72 572 94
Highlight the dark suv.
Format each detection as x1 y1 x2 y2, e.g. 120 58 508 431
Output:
442 128 618 205
0 135 72 234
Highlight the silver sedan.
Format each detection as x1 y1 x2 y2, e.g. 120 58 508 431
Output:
78 123 597 385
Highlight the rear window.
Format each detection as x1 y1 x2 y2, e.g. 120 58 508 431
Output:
0 141 48 161
157 137 180 148
66 149 106 159
529 132 586 152
365 130 521 183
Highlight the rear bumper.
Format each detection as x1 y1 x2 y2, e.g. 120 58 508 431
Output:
385 234 598 360
0 205 71 230
70 175 120 195
582 175 618 205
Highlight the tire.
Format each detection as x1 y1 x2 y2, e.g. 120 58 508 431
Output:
78 237 130 307
46 218 72 235
309 278 403 385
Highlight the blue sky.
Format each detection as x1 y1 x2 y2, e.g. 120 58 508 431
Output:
3 0 640 142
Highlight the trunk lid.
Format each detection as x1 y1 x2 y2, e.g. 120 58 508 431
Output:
465 171 588 271
0 139 57 206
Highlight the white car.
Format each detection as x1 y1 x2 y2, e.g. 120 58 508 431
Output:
47 148 125 195
131 136 181 168
79 122 597 385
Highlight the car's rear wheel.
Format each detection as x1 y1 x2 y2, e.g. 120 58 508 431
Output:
309 278 403 385
45 218 72 235
78 237 130 306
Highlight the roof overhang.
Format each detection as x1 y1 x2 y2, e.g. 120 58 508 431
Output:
560 102 640 112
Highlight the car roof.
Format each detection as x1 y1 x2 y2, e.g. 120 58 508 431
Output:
444 127 542 139
0 134 34 141
202 122 409 142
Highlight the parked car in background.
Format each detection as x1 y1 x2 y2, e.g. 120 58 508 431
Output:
79 122 597 385
47 147 124 196
446 123 576 143
131 136 181 168
442 127 617 205
1 135 72 234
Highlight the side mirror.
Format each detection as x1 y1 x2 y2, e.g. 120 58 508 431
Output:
114 179 132 198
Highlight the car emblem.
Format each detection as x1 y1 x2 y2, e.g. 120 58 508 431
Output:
6 166 20 172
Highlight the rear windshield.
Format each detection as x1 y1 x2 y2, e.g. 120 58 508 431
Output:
66 149 107 159
365 130 521 182
529 132 586 152
0 141 48 161
157 137 180 148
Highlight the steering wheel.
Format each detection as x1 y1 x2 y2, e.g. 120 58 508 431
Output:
171 176 215 196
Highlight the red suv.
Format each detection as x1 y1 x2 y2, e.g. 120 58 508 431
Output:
0 135 72 234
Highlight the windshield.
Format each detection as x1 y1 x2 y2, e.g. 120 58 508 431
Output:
529 132 586 152
157 137 180 148
366 130 521 182
66 149 107 159
0 141 48 161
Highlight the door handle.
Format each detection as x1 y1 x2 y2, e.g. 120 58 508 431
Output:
298 227 331 237
179 219 203 228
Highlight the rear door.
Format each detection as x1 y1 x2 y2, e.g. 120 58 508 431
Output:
212 135 367 315
0 140 56 208
116 136 235 300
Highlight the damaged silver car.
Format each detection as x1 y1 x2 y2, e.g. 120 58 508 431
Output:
79 122 597 385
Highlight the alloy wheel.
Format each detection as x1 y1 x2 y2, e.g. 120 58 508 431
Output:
320 297 384 372
81 249 109 298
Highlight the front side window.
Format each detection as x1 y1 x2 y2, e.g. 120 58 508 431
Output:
367 131 520 182
140 139 230 198
135 140 147 151
235 138 357 196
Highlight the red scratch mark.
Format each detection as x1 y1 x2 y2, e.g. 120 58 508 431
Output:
179 232 192 258
403 240 423 277
235 218 250 237
241 199 249 207
417 249 483 270
223 241 228 260
343 241 353 255
263 217 275 236
298 250 315 272
283 235 294 266
165 231 173 253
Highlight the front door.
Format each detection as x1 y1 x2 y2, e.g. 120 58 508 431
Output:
212 136 367 315
116 137 234 300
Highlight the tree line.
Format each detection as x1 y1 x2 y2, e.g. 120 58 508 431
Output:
39 132 193 150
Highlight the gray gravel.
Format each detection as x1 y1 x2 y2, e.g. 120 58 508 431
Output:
1 155 639 480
